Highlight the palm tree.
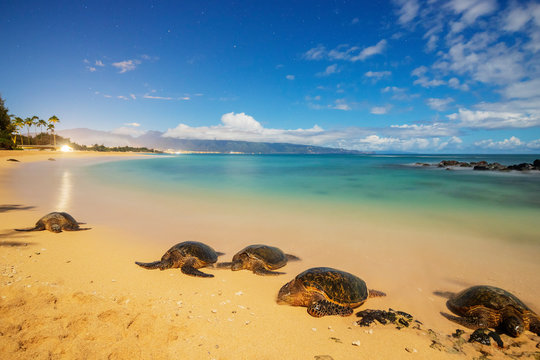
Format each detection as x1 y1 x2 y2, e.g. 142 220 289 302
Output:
47 123 55 145
38 118 47 143
48 115 59 149
12 116 25 146
24 117 33 144
31 116 39 141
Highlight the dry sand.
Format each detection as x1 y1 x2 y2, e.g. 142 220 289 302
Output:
1 150 539 359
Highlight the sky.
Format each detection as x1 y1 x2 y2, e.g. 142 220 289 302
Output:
1 0 540 153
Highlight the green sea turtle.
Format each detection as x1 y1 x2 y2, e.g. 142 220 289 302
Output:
217 244 300 276
276 267 386 317
135 241 224 278
442 285 540 337
15 212 90 233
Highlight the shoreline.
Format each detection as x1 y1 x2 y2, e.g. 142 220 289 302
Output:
1 151 539 359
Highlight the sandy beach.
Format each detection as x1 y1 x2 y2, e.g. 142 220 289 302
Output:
1 151 539 359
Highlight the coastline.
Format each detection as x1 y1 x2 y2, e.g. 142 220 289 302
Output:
1 151 539 359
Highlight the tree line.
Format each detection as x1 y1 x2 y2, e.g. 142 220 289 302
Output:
0 94 59 149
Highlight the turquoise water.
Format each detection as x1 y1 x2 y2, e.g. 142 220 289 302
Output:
87 154 540 213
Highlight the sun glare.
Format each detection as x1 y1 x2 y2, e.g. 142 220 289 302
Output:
60 145 73 152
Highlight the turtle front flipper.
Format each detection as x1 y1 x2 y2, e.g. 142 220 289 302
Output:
14 226 41 232
529 316 540 335
252 262 284 276
135 261 163 270
440 312 496 329
181 258 214 278
307 300 353 317
181 265 214 278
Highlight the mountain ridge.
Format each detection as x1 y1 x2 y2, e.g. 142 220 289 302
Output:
58 128 369 154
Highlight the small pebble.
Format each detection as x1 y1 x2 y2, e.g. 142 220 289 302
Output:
211 309 217 313
235 291 244 296
312 328 317 332
245 321 250 325
176 301 183 306
35 252 40 255
405 347 418 353
111 279 117 282
364 329 373 334
351 340 361 346
238 305 245 309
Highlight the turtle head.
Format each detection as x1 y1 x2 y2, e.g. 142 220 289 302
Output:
276 279 307 306
50 223 62 233
503 316 524 337
230 253 248 271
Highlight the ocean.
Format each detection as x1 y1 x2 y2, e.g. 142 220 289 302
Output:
87 154 540 210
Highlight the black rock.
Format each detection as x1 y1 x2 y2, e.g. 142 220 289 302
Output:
473 165 489 171
469 329 491 345
452 329 466 338
508 163 533 171
356 308 418 329
6 158 20 162
533 159 540 170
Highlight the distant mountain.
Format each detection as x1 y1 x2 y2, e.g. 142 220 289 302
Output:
58 128 367 154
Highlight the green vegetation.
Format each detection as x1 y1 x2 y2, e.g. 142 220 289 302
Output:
0 94 161 153
0 95 16 149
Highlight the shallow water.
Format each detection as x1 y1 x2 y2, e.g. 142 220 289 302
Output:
86 154 540 243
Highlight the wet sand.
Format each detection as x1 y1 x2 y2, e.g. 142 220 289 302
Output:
1 150 539 359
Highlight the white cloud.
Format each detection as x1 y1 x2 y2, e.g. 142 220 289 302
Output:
130 94 136 100
448 108 540 128
348 135 431 151
411 66 445 87
381 86 419 101
503 79 540 99
527 139 540 149
88 67 97 72
474 136 523 149
95 60 105 67
286 74 295 80
124 122 141 127
143 95 174 100
394 0 420 25
163 112 327 144
388 123 457 137
426 97 454 111
317 64 339 77
447 0 498 30
117 95 129 100
304 40 387 62
332 99 352 111
365 70 391 80
371 105 391 114
303 45 326 60
112 59 141 73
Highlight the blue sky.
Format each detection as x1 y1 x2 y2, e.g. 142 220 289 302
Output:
1 0 540 153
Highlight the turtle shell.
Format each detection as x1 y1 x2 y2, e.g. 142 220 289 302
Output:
165 241 219 265
297 267 368 306
235 244 287 269
448 285 532 316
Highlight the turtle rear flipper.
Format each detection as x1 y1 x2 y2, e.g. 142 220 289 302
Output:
285 254 301 261
433 291 456 299
252 261 284 276
216 262 233 269
215 251 225 257
135 261 163 270
307 300 353 317
368 289 386 298
529 316 540 335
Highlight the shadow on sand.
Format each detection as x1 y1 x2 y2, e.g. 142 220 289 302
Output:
0 204 36 213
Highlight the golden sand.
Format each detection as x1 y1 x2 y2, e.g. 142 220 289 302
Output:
1 150 539 359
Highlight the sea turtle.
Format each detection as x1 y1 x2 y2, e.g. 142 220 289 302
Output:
442 285 540 337
217 244 300 276
15 212 90 233
135 241 224 278
276 267 386 317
